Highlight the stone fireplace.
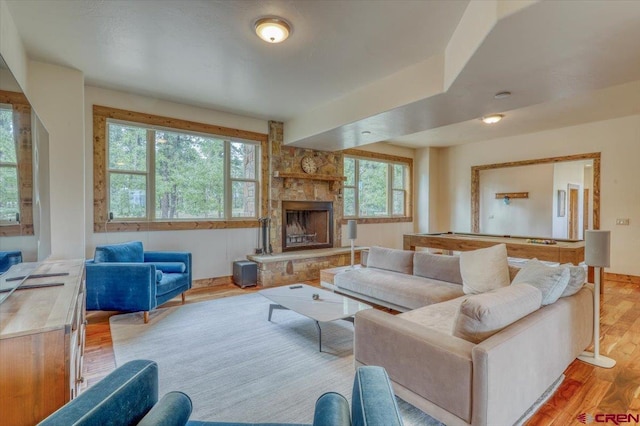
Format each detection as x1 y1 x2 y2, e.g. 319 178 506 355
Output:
267 121 344 254
282 201 333 251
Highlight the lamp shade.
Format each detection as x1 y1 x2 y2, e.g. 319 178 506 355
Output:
585 230 610 267
347 220 357 240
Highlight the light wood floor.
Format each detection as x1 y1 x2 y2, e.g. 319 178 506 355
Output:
84 278 640 426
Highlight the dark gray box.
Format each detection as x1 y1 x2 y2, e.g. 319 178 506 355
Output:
233 260 257 288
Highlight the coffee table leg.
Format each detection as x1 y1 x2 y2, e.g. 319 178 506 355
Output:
315 321 322 352
268 304 288 321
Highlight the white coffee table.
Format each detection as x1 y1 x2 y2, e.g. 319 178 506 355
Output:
259 284 371 352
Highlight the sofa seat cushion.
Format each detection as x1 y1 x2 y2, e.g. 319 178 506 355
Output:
94 241 144 263
335 268 464 310
398 295 468 335
157 273 187 297
453 283 543 343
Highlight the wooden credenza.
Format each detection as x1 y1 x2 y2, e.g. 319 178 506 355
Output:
0 259 86 426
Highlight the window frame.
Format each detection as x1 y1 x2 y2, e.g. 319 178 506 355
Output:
0 92 33 237
93 105 267 232
342 149 412 224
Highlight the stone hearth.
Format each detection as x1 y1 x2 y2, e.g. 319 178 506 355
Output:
248 247 363 287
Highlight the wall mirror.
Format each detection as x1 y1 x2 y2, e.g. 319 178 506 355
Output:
0 55 51 263
471 153 600 240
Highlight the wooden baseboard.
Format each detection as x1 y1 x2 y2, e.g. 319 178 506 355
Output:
604 272 640 285
192 276 233 289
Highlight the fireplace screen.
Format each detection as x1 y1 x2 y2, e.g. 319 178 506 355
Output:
282 201 333 251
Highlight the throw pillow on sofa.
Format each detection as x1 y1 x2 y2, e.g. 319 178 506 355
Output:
459 244 510 294
367 246 414 274
511 259 570 305
453 283 543 343
560 263 587 297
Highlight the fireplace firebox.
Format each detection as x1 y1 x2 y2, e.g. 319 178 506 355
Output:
282 201 333 252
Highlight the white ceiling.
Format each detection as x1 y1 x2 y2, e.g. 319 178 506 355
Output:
5 0 640 151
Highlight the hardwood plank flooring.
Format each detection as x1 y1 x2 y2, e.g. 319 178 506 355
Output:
84 279 640 425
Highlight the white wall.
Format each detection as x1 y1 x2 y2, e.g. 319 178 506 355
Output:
84 86 268 280
0 0 28 92
27 61 85 259
433 114 640 276
479 164 553 236
340 222 414 250
552 161 585 239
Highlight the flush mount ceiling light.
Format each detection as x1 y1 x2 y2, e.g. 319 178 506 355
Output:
481 114 504 124
255 17 291 43
494 91 511 99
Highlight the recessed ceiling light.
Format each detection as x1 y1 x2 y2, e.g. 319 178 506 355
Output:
361 131 371 135
254 17 291 43
494 91 511 99
481 114 504 124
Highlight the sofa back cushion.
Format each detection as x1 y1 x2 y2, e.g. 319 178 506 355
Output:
459 244 510 294
511 259 571 305
453 283 542 344
413 252 463 285
95 241 144 263
367 246 414 274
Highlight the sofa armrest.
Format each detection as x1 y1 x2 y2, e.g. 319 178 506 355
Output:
351 366 402 426
354 309 474 423
137 391 192 426
38 360 159 425
471 286 593 426
85 261 157 312
312 392 351 426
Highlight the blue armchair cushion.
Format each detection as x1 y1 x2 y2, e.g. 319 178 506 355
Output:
150 261 187 273
95 241 144 263
0 250 22 273
156 270 164 283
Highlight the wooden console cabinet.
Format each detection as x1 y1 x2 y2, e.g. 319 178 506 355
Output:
0 259 86 426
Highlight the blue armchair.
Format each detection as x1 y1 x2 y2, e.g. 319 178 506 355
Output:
0 250 22 273
38 359 403 426
86 241 192 323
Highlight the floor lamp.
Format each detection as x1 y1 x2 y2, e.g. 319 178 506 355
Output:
347 220 357 268
577 230 616 368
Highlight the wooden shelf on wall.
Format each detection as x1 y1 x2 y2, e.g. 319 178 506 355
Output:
273 171 346 190
495 192 529 199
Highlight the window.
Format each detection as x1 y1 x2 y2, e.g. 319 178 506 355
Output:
0 104 19 224
343 151 411 221
94 106 267 232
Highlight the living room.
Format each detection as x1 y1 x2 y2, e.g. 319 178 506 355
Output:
1 0 639 425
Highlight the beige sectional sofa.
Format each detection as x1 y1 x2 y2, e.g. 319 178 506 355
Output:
334 246 594 426
331 246 467 311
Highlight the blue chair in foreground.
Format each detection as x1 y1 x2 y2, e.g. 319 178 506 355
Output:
85 241 192 323
0 250 22 274
39 359 403 426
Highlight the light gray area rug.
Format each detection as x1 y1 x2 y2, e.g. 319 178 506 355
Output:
110 293 559 425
